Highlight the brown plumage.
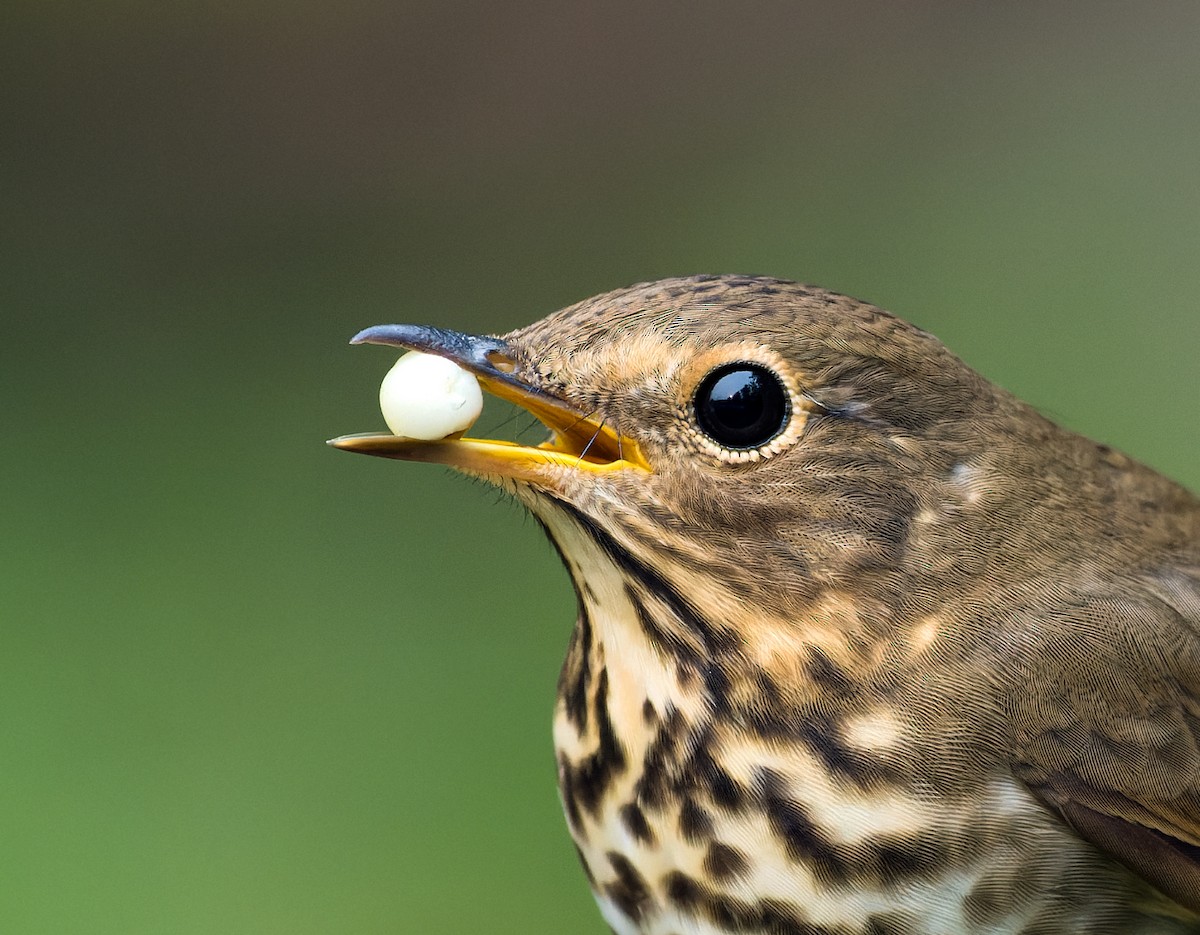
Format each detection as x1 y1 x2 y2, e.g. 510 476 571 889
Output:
333 275 1200 934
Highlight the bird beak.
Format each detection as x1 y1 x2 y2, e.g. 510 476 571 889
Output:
328 324 651 483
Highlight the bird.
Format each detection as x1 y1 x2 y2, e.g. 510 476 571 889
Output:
331 275 1200 935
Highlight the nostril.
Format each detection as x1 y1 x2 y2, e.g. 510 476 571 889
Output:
486 349 517 374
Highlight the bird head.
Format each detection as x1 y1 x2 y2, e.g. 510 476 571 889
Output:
331 276 1063 683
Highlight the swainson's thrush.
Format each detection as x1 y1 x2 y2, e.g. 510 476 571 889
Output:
332 276 1200 934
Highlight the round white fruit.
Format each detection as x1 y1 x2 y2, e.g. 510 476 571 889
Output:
378 351 483 439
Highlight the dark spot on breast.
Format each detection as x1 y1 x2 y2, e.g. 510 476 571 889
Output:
662 873 834 935
634 706 686 810
558 755 582 834
642 698 657 723
702 661 732 702
658 704 684 738
869 835 944 882
702 842 748 881
626 584 703 666
716 896 818 935
744 695 889 792
605 852 652 922
663 871 702 909
677 663 700 688
635 759 667 809
557 606 594 732
678 797 714 843
619 802 656 846
806 647 854 697
758 899 831 935
754 767 948 888
796 710 900 789
709 768 744 809
689 741 746 811
559 669 627 820
757 767 852 885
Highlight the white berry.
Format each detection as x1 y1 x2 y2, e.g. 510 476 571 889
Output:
378 351 483 440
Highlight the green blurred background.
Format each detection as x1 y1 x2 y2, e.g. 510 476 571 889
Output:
2 1 1197 932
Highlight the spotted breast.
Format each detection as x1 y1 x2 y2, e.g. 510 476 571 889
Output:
545 498 1190 935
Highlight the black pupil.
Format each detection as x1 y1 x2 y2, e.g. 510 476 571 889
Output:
694 364 789 450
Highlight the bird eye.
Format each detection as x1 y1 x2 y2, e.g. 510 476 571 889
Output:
693 363 790 450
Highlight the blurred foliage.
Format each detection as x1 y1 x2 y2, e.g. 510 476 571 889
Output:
1 1 1196 932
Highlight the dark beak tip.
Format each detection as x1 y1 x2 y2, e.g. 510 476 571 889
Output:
345 324 512 375
349 325 404 346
